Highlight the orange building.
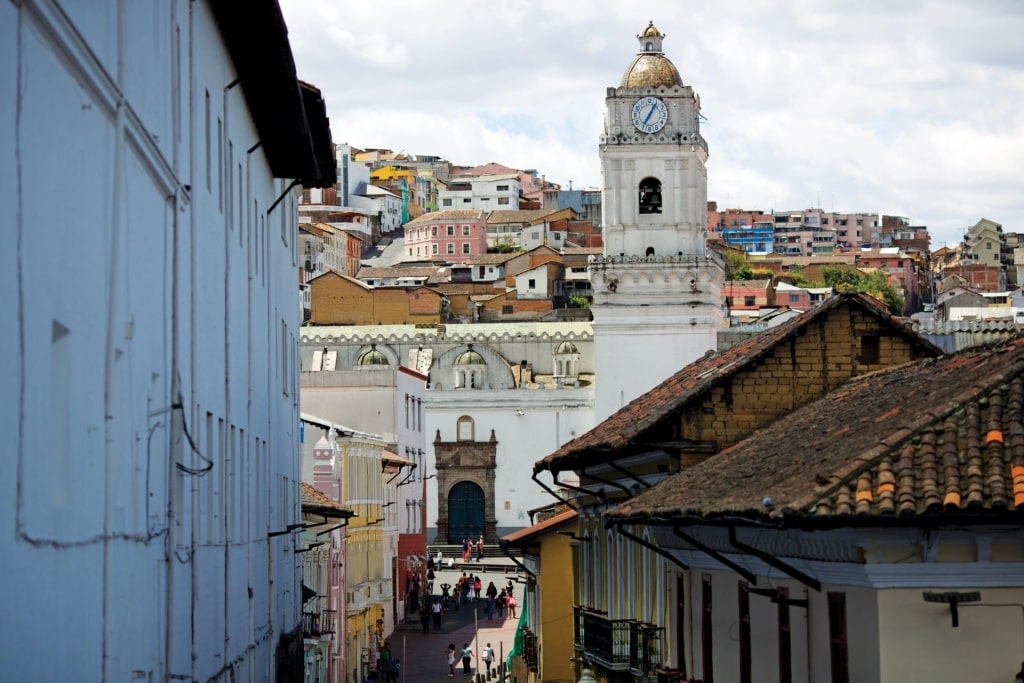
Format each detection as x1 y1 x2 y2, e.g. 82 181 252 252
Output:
308 272 444 325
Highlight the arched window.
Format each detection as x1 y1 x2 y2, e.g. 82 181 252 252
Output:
639 177 662 215
457 415 474 441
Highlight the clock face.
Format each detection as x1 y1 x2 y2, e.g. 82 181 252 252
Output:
631 96 669 134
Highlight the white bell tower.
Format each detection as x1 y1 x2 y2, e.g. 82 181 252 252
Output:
592 22 724 421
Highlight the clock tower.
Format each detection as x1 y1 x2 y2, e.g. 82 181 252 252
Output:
592 22 724 421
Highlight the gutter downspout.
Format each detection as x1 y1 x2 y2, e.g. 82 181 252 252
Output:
531 470 608 506
672 527 758 585
498 541 537 577
728 526 821 592
607 461 651 490
580 467 632 497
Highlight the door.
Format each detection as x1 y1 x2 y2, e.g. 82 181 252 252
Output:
447 481 485 543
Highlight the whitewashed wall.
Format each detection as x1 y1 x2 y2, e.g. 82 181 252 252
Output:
0 1 305 680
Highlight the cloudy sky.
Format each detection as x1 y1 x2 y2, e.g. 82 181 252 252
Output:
279 0 1024 247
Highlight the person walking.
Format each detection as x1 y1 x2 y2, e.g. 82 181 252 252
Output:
379 641 392 681
462 538 470 563
476 535 485 562
484 595 494 621
461 643 474 676
482 643 495 677
496 588 506 618
431 597 443 631
445 643 457 677
427 567 435 593
420 603 430 633
507 592 518 619
384 657 400 683
473 575 482 602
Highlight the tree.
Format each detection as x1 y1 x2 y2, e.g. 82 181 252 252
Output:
724 249 753 280
819 265 904 315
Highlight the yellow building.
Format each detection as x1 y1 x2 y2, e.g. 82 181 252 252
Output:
500 508 578 683
337 434 390 683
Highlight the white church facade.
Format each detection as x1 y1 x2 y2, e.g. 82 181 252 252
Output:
299 22 721 543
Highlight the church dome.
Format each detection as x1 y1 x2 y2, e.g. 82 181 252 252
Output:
454 346 485 366
620 21 683 89
357 345 388 366
554 341 579 354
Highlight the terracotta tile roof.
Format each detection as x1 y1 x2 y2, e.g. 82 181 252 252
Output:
405 209 484 226
500 508 578 545
534 292 943 475
356 265 445 279
301 482 354 518
454 253 517 265
486 210 550 224
608 335 1024 525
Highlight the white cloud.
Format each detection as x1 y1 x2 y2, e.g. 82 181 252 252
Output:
280 0 1024 246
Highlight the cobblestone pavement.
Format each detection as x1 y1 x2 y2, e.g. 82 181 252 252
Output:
386 563 524 683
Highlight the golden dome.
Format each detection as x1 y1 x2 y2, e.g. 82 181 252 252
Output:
620 54 682 89
621 22 682 89
641 21 661 38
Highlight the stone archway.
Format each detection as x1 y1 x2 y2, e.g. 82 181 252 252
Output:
446 481 486 543
434 429 498 544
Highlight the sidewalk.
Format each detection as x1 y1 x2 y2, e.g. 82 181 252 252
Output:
387 564 524 683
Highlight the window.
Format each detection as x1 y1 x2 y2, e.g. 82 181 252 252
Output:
498 197 510 205
496 184 509 191
431 244 438 255
457 416 475 441
462 225 470 235
528 279 536 289
462 243 470 254
828 593 850 683
443 198 452 207
502 305 513 314
778 587 792 683
701 574 714 683
447 243 454 254
743 296 755 306
789 294 800 303
860 335 880 364
738 583 751 683
447 225 455 236
638 177 662 215
205 90 211 191
463 198 471 204
431 226 438 236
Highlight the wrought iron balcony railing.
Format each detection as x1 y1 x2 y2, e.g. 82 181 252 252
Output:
303 609 336 638
630 622 664 675
573 607 665 674
572 607 633 671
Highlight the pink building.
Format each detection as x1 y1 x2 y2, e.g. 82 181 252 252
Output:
855 247 919 298
404 209 488 261
724 279 774 311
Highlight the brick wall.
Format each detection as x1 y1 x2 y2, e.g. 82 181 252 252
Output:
677 304 928 450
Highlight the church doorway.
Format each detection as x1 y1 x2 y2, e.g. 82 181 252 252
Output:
447 481 485 542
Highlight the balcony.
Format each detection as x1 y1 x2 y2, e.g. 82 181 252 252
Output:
573 607 663 672
303 609 336 640
630 622 664 675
